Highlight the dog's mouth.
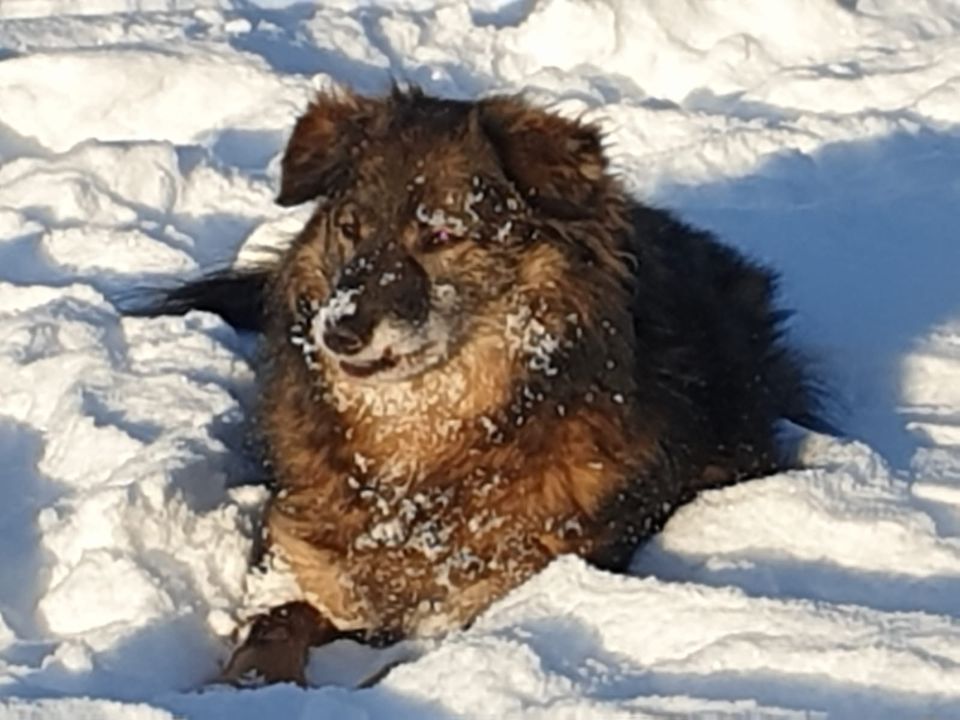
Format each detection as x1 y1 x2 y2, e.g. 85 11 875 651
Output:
339 353 399 379
336 342 440 382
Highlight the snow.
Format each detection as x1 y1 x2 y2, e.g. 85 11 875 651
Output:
1 0 960 718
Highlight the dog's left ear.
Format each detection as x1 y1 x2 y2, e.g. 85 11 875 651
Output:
477 98 610 219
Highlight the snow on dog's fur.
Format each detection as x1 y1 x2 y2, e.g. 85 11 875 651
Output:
143 87 823 684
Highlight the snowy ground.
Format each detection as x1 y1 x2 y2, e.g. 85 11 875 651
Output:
1 0 960 718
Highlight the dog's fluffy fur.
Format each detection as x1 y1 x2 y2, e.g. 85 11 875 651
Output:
143 87 823 683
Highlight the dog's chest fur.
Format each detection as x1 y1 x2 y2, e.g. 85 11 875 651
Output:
263 303 650 637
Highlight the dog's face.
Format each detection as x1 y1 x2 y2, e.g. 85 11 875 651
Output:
278 89 622 385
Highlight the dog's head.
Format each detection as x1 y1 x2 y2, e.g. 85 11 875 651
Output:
278 88 631 385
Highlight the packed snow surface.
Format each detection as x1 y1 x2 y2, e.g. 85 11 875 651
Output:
2 0 960 718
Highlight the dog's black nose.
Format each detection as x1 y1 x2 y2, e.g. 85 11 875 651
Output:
322 324 365 355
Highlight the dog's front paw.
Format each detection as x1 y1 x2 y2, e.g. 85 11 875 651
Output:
218 601 336 687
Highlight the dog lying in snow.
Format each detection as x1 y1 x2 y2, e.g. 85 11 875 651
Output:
142 87 824 685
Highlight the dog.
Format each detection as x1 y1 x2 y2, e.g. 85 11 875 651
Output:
140 87 824 685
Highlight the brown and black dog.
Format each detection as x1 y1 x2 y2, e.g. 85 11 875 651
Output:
143 87 824 684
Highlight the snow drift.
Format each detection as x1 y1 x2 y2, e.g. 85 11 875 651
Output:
1 1 959 718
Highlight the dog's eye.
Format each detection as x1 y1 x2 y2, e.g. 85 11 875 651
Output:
427 228 459 245
415 204 467 251
419 226 470 253
336 207 362 242
339 219 361 241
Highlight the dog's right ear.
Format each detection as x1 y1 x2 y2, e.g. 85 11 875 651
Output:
477 97 610 220
276 92 379 207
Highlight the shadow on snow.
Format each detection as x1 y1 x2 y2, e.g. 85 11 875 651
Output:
658 127 960 472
